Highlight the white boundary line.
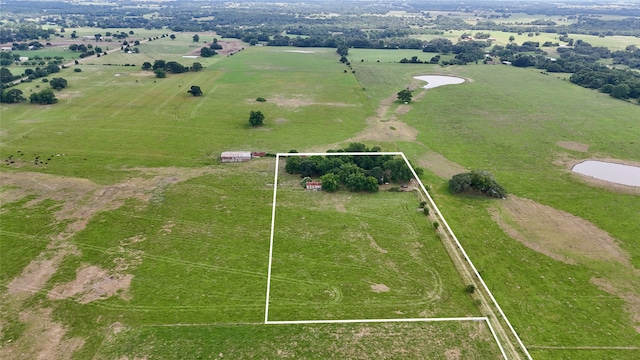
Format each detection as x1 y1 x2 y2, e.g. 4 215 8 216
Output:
264 152 522 359
264 155 280 323
266 317 486 325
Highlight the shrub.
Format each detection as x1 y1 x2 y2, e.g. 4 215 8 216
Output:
423 207 429 216
466 285 476 294
73 68 82 72
256 97 266 102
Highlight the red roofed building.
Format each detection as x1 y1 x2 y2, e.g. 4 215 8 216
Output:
305 181 322 190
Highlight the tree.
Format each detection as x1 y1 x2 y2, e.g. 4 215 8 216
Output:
611 84 630 99
29 89 57 104
50 78 68 91
152 60 166 70
200 47 217 57
193 34 200 42
191 62 203 72
141 61 152 70
0 67 14 83
320 173 340 192
383 158 412 182
249 110 265 127
448 170 506 198
169 34 176 40
154 69 166 78
187 85 203 96
1 89 25 103
508 35 515 42
397 89 412 103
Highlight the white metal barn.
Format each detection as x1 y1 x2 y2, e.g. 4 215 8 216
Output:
220 151 252 163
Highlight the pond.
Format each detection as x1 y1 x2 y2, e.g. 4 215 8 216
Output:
572 160 640 187
414 75 466 89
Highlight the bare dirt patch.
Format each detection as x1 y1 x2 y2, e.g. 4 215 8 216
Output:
367 234 388 254
417 151 467 180
591 277 640 333
6 248 78 299
0 307 85 360
48 264 133 304
256 95 355 109
490 196 630 265
188 39 246 57
557 141 589 152
370 283 390 293
444 348 462 360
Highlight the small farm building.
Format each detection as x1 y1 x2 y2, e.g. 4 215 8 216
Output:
306 181 322 190
221 151 252 163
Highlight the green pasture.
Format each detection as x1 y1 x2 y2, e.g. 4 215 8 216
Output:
95 321 503 359
1 46 368 183
269 176 479 321
2 38 640 359
348 53 640 359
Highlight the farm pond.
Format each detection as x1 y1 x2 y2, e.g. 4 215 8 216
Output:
414 75 465 89
572 160 640 187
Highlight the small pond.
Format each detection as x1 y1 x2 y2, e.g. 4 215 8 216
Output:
414 75 465 89
572 160 640 187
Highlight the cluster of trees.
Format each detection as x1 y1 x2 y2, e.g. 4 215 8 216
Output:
1 63 62 87
448 170 506 198
285 143 422 193
611 45 640 69
570 67 640 101
200 38 222 57
29 89 58 105
421 38 490 65
141 59 201 78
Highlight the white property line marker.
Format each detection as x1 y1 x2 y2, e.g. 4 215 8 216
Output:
265 317 487 325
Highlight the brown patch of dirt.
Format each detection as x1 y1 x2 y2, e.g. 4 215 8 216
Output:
491 196 630 265
444 348 462 360
189 38 246 57
591 277 640 333
557 141 589 152
417 151 467 180
260 95 355 109
335 203 347 213
0 308 85 360
370 283 390 293
48 264 133 304
1 165 226 356
367 234 388 254
6 248 78 299
160 221 176 235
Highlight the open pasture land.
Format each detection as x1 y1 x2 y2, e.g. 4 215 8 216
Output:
2 28 640 359
268 163 480 321
1 44 504 359
0 46 369 183
348 52 640 359
96 320 502 359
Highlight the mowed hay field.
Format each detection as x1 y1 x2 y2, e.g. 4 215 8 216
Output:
1 31 639 359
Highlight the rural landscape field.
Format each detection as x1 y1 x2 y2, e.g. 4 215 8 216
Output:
1 0 639 359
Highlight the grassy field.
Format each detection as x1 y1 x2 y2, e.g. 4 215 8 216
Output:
2 31 640 360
